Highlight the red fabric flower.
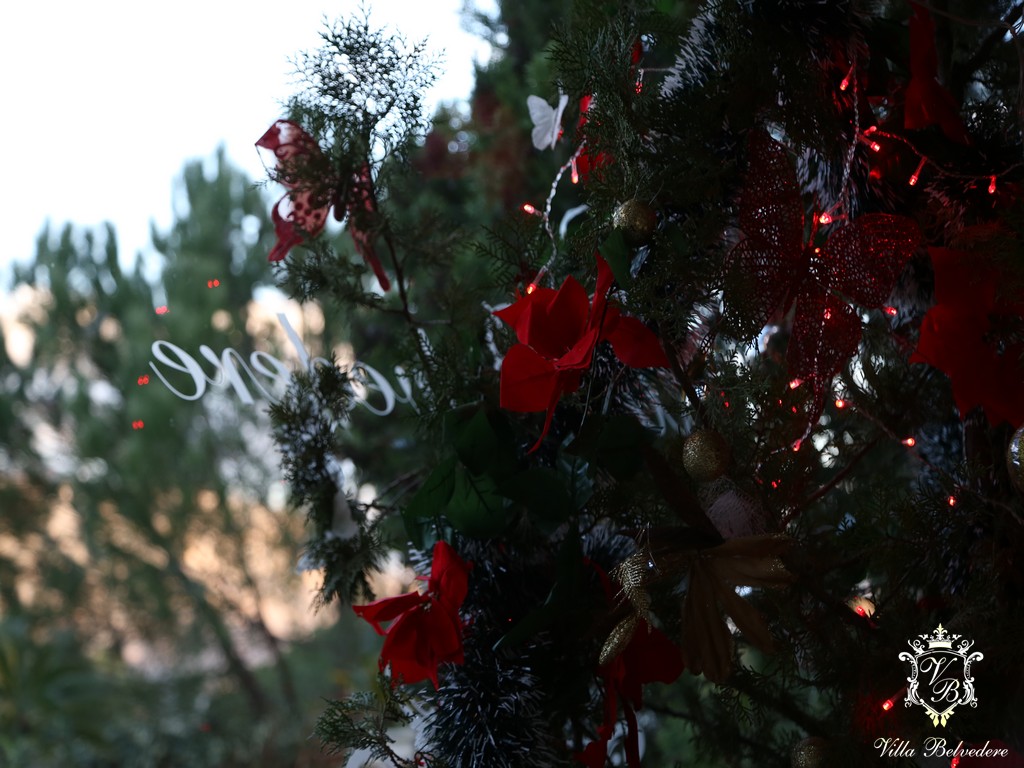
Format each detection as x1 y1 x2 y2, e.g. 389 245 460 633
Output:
255 120 391 290
575 96 612 184
905 3 971 144
724 130 920 430
494 255 670 450
910 248 1024 427
353 541 471 688
577 564 685 768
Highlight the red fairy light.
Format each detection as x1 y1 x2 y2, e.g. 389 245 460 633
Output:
859 128 881 152
902 437 916 447
884 306 898 317
839 63 855 91
137 375 150 386
770 480 779 489
818 212 833 225
882 699 894 711
791 438 802 452
207 279 221 288
947 495 957 507
988 175 997 194
570 157 579 185
789 378 803 390
132 420 145 430
522 203 537 215
909 157 927 186
835 398 846 409
951 757 960 768
155 305 169 315
525 283 538 295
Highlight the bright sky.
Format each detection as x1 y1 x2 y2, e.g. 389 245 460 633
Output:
0 1 493 282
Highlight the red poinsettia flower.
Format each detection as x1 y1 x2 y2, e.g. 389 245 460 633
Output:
910 248 1024 427
353 541 472 688
494 255 670 450
256 120 391 290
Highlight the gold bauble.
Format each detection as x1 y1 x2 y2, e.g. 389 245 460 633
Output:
790 737 829 768
682 429 731 482
612 199 657 245
1008 425 1024 493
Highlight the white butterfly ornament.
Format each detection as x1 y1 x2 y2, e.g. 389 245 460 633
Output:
527 92 569 151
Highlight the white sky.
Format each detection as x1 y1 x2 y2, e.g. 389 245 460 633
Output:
0 1 494 282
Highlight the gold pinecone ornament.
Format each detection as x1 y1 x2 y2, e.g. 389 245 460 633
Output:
681 429 731 482
1008 425 1024 493
612 199 657 245
790 736 829 768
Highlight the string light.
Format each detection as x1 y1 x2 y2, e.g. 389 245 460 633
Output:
882 685 907 712
909 157 927 186
951 756 961 767
570 157 579 185
884 306 898 317
521 203 537 215
839 63 854 91
835 398 846 409
155 306 169 315
132 420 145 430
818 212 833 225
947 495 957 507
207 278 221 288
856 125 1022 194
137 375 150 386
526 283 538 295
788 378 803 390
902 437 916 447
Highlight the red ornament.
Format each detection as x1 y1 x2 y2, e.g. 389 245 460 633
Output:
905 3 971 144
256 120 390 291
353 541 471 688
724 130 920 427
910 248 1024 427
494 255 669 450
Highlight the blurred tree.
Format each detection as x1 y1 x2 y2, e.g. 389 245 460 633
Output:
0 148 336 764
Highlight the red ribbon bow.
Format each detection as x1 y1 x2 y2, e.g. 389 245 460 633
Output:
256 120 391 291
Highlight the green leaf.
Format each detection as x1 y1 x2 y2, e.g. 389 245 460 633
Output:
573 414 651 481
449 405 518 479
403 456 457 547
445 465 508 538
499 467 574 528
600 230 632 287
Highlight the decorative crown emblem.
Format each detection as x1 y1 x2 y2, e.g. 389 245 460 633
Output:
899 624 982 727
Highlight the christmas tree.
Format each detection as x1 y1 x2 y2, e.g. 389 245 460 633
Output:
262 2 1024 766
